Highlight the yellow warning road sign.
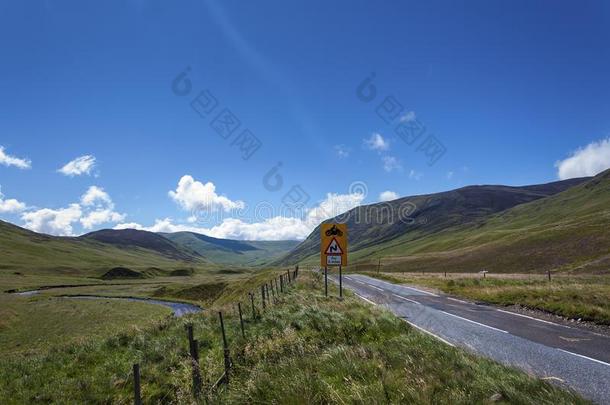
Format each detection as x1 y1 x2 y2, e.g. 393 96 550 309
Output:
320 223 347 266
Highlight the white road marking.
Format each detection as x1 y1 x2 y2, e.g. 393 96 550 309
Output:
448 297 469 304
398 285 439 297
558 349 610 367
392 293 421 305
402 319 455 347
440 311 509 333
355 294 377 306
367 284 384 292
496 309 573 329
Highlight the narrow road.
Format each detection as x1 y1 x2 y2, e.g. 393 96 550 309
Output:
333 273 610 404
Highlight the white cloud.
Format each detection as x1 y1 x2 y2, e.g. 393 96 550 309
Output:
334 144 350 159
364 133 390 152
81 209 126 229
555 137 610 180
0 146 31 169
0 186 26 213
21 204 83 236
408 169 423 181
305 192 365 226
78 186 124 229
399 111 416 122
81 186 112 207
58 155 96 177
447 171 454 180
114 222 145 231
20 186 125 235
379 190 399 202
116 190 366 241
169 175 245 213
382 156 402 172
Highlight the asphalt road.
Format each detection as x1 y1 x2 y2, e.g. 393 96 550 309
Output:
330 273 610 404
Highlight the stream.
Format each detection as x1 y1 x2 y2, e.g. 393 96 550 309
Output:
12 289 202 317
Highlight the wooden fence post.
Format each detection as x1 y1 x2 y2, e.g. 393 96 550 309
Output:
249 292 256 319
270 280 276 302
218 311 231 384
186 324 202 397
547 270 551 282
238 302 245 338
133 363 142 405
280 275 284 293
261 285 266 309
287 269 291 283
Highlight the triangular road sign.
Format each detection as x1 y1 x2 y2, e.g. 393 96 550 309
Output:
325 238 343 255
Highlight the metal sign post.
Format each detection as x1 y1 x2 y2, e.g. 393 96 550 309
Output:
320 223 348 298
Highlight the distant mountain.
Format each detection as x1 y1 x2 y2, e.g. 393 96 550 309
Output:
277 176 596 272
0 222 208 277
81 229 202 262
161 232 299 266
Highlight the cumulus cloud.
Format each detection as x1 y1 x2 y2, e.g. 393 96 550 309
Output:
116 190 366 241
21 204 83 236
364 133 390 152
20 186 125 235
58 155 96 177
81 209 126 229
0 186 27 213
379 190 399 202
555 137 610 180
0 146 31 169
81 186 112 207
382 156 402 172
169 175 245 214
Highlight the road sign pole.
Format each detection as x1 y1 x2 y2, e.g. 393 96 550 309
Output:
324 266 328 297
339 265 343 298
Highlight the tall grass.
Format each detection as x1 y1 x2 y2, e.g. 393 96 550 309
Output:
0 272 587 404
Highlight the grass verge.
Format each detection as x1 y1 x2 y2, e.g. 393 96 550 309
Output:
364 272 610 325
0 272 587 404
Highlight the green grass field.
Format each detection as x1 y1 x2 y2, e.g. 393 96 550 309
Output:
365 272 610 325
0 271 587 404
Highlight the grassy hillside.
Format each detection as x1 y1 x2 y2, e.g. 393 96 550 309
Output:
162 231 299 266
278 177 588 265
0 272 586 404
345 169 610 274
281 172 610 274
0 221 209 277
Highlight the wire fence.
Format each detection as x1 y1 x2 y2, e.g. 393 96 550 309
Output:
131 266 300 403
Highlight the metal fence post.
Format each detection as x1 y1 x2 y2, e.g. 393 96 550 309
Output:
324 266 328 297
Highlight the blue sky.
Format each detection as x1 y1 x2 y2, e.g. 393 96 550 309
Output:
1 0 609 239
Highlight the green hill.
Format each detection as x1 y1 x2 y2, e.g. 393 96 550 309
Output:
278 177 589 267
161 231 299 266
363 169 610 274
0 222 208 277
